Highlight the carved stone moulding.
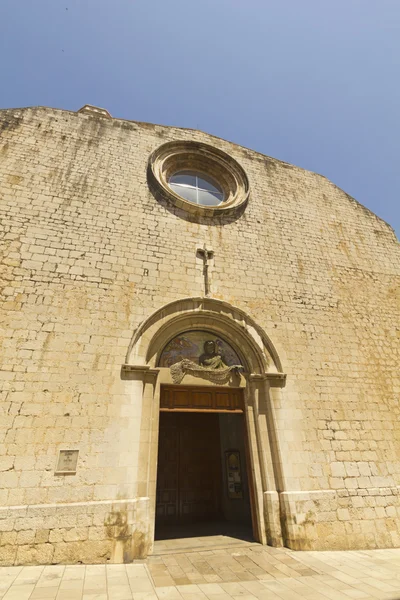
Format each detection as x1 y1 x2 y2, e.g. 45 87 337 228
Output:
147 141 250 217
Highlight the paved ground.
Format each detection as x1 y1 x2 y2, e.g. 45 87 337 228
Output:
1 539 400 600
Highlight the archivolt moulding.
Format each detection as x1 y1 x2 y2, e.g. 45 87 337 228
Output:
123 297 285 383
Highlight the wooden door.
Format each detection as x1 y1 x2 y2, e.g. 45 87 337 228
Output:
156 412 222 524
161 385 243 412
156 412 179 522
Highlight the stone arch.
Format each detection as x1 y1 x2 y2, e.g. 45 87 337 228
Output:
125 296 284 376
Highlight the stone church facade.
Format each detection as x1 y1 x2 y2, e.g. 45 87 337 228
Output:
0 104 399 566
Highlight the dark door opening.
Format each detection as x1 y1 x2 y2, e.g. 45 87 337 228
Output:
156 412 222 525
155 386 254 543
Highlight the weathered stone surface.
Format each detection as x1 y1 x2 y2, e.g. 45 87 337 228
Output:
0 105 399 563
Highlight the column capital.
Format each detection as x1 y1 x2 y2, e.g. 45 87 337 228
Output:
249 372 286 387
121 364 160 381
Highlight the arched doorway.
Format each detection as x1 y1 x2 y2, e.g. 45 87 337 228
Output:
122 297 287 555
155 330 254 544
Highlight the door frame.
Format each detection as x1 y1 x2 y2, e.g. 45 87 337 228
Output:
155 384 258 541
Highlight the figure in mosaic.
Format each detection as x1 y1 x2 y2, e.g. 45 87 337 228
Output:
164 334 243 384
199 340 228 369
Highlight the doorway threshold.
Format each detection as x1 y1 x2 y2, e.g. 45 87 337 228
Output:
153 522 257 555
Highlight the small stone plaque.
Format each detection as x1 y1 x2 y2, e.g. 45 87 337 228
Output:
55 449 79 475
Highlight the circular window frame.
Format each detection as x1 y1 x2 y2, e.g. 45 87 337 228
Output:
148 141 250 217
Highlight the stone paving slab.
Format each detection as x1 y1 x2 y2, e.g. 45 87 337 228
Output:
1 545 400 600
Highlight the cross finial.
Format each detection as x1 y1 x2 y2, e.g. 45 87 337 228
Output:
197 244 214 297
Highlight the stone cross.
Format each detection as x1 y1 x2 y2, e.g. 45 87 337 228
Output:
197 244 214 297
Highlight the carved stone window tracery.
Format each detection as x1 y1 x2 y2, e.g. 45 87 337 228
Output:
148 141 250 217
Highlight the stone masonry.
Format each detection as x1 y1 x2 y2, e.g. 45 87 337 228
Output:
0 105 399 565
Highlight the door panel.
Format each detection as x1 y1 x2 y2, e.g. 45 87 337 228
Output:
179 413 221 521
155 413 179 521
156 412 222 524
215 390 240 410
160 385 244 412
172 390 189 408
191 390 213 409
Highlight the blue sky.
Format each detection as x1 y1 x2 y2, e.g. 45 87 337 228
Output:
1 0 399 236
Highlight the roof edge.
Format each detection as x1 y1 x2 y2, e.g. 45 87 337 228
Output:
0 104 397 238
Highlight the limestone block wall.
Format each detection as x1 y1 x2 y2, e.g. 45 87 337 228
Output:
0 498 149 566
0 106 399 563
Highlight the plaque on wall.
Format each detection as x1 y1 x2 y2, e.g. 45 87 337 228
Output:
55 449 79 475
225 450 243 499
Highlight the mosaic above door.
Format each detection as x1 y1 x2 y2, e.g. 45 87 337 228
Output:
158 330 242 368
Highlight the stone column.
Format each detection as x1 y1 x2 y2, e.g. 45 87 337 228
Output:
121 365 159 558
249 373 285 547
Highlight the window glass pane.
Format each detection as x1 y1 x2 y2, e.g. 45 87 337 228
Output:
197 189 224 206
169 172 196 187
169 171 224 206
196 175 222 194
170 183 198 204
